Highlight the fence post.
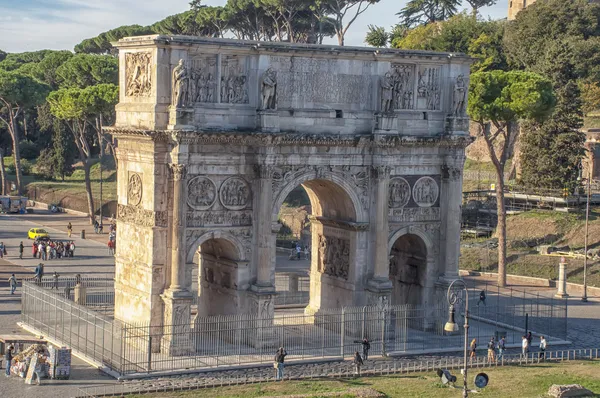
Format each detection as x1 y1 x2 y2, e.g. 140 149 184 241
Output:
381 308 386 357
340 308 345 359
147 336 152 372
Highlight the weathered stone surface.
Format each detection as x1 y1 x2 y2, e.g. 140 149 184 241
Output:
108 36 472 342
548 384 594 398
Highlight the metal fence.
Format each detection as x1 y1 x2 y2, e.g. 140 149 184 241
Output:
274 273 309 307
75 347 600 397
20 278 568 377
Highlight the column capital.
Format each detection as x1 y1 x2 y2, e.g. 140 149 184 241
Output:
253 164 273 179
169 163 187 181
372 165 392 179
441 164 462 181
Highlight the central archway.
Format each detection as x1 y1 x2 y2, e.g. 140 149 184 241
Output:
273 174 366 314
389 233 428 306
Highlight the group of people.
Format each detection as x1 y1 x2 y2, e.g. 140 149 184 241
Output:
470 332 548 363
32 239 75 260
289 243 310 261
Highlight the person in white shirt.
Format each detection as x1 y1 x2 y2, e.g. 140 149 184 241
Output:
522 335 529 356
539 336 547 360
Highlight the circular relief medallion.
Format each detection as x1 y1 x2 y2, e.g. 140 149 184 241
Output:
220 177 250 210
412 176 439 207
187 176 217 210
388 177 411 208
127 173 143 206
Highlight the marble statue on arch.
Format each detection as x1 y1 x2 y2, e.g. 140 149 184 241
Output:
260 67 277 110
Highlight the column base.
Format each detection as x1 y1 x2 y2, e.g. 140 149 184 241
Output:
247 288 276 349
161 291 193 356
366 278 392 308
555 293 569 299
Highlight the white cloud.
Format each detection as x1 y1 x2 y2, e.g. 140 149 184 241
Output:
0 0 508 53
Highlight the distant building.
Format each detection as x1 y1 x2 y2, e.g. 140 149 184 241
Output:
509 0 600 20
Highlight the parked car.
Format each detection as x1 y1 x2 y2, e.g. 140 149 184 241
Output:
28 228 49 240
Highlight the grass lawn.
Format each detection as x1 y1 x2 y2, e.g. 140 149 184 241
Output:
130 361 600 398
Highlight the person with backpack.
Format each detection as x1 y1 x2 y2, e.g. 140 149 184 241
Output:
274 347 287 380
497 337 506 361
352 351 364 377
361 338 371 361
487 337 496 362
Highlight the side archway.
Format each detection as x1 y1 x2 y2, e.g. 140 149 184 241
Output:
388 226 434 306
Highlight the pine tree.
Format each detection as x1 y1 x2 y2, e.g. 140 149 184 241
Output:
51 119 74 181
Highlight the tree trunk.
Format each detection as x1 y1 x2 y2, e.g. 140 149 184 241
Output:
0 147 6 195
9 113 23 195
83 159 95 224
494 171 507 287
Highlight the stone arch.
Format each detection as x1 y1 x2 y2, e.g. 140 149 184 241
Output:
272 170 368 223
186 230 247 264
388 226 435 307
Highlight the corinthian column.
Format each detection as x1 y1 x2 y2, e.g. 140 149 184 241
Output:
253 165 275 290
368 165 393 296
441 164 463 278
167 163 189 294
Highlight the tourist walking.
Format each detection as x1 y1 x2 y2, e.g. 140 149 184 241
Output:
497 337 506 361
274 347 287 380
539 336 547 360
67 222 72 238
296 244 301 260
34 263 44 284
522 335 529 356
526 331 533 347
8 274 17 295
94 220 99 234
5 345 14 377
0 241 5 258
352 351 364 377
477 290 486 306
487 337 496 362
469 338 477 362
19 241 24 259
361 338 371 361
108 239 115 255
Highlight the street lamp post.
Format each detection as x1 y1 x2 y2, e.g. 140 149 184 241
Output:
582 168 591 302
444 279 470 398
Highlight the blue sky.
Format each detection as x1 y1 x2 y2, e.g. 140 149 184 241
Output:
0 0 508 53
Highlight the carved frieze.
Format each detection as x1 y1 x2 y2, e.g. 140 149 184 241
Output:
317 234 350 280
417 67 441 110
189 56 217 103
127 173 143 206
117 203 167 227
221 56 248 104
389 207 441 222
219 177 250 210
412 176 439 207
125 52 152 97
442 165 462 181
388 177 411 208
392 64 414 110
186 210 252 227
187 176 217 210
169 163 187 181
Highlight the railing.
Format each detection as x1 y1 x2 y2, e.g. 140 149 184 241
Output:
75 347 600 397
274 273 309 307
21 279 568 377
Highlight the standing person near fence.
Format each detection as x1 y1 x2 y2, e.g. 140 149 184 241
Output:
526 331 533 348
522 335 529 356
487 337 496 362
352 351 364 377
67 222 72 238
539 336 547 360
477 290 486 306
8 274 17 295
5 344 14 377
274 347 287 380
0 241 5 258
18 241 23 259
497 336 506 361
52 271 60 290
34 263 44 284
361 338 370 361
469 338 477 362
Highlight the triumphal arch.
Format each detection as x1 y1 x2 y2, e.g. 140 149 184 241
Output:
109 35 471 352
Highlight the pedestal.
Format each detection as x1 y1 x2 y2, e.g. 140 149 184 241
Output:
248 287 276 349
257 110 280 133
445 116 469 134
168 107 195 130
555 258 569 298
74 285 87 305
161 291 193 356
374 113 398 133
366 278 392 307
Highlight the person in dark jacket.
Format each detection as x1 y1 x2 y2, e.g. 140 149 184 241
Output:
361 338 371 361
274 347 287 380
477 290 486 306
5 345 14 377
353 351 364 377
